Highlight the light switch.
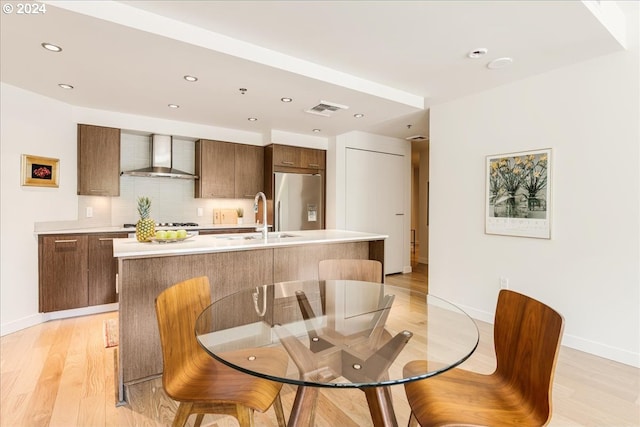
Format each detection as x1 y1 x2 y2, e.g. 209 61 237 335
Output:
86 207 93 218
197 207 203 217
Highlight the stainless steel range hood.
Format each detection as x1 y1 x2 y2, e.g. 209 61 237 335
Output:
121 134 197 179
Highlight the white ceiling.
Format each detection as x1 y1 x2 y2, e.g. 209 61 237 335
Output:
0 1 628 141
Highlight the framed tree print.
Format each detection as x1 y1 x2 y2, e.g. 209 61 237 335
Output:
485 148 551 239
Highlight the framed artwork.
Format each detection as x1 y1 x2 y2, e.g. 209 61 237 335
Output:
21 154 59 188
485 148 551 239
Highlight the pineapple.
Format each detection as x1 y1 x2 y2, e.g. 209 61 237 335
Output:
135 196 155 242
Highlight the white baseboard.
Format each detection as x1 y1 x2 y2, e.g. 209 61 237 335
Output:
1 303 118 337
561 333 640 368
0 313 46 336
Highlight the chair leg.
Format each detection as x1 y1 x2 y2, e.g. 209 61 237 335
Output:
172 402 193 427
193 413 205 427
273 394 287 427
235 404 255 427
408 411 420 427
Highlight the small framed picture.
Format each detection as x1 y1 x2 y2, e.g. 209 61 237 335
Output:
485 148 551 239
21 154 59 188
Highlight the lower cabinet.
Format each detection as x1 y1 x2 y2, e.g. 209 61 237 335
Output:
39 235 89 312
88 233 128 306
39 232 127 312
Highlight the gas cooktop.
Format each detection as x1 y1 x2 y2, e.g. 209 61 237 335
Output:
123 222 199 228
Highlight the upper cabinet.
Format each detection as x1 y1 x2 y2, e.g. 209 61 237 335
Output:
234 143 264 198
195 139 264 199
271 144 325 170
77 124 120 196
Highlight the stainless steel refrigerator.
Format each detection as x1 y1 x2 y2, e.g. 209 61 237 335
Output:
274 172 324 231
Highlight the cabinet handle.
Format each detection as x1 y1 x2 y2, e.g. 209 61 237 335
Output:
308 163 320 168
89 189 106 193
54 239 77 243
281 161 295 165
99 238 114 241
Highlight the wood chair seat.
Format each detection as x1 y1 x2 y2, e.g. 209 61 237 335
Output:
403 289 564 427
156 276 288 427
404 362 545 426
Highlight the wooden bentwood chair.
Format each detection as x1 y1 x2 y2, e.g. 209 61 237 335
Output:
404 289 565 427
155 276 288 427
318 259 383 283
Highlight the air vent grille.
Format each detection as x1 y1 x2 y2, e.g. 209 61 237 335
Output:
405 135 428 141
305 100 349 117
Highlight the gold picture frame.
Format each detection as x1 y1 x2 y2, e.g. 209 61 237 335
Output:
21 154 59 188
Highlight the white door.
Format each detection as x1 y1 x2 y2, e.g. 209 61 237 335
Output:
345 148 404 274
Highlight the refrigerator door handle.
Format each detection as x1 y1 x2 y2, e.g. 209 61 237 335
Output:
276 200 282 232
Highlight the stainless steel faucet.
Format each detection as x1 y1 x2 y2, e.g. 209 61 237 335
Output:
254 191 268 239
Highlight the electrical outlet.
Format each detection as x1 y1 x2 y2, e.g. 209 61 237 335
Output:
86 207 93 218
500 276 509 289
197 207 203 217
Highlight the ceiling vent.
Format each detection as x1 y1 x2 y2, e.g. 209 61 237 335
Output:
305 100 349 117
405 135 429 141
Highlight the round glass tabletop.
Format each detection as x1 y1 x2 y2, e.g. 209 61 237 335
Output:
195 279 478 389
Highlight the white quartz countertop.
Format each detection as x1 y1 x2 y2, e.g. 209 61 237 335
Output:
113 229 387 259
34 223 263 235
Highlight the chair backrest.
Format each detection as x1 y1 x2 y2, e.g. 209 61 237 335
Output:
318 259 383 283
493 289 565 423
155 276 211 385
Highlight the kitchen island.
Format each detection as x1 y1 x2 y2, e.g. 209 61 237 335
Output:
113 229 386 403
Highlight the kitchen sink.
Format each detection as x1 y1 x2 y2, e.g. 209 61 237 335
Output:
215 232 299 241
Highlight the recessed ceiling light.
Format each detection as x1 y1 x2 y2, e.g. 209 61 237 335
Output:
248 117 258 121
168 104 180 109
312 129 321 133
467 48 488 59
58 83 74 90
183 75 198 82
41 42 62 52
281 97 293 103
354 113 364 118
487 57 513 70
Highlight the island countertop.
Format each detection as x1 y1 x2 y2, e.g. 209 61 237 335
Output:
113 229 387 259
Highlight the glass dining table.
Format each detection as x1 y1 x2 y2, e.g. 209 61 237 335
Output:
195 279 479 427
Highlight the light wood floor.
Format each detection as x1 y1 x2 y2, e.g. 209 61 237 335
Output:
2 261 638 427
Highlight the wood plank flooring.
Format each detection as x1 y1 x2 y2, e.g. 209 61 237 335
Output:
1 261 638 427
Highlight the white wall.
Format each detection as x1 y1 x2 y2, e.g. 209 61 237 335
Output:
428 6 639 367
1 84 80 332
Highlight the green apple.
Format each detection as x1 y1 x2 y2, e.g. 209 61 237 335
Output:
155 230 167 239
166 230 178 239
176 229 188 238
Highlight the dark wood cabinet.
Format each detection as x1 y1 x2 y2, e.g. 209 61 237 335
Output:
195 139 235 198
234 143 264 198
195 139 264 199
300 147 325 169
272 144 302 168
271 144 325 170
88 233 127 306
39 232 126 312
77 124 120 196
39 235 89 312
